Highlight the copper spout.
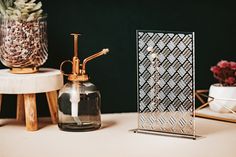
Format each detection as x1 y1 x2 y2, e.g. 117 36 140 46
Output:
82 48 109 74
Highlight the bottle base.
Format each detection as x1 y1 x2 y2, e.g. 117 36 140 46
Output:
58 122 101 132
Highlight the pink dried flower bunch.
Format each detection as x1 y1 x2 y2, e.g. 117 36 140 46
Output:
210 60 236 86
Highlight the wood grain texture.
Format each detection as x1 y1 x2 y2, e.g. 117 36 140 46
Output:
16 94 25 121
46 91 58 124
24 94 38 131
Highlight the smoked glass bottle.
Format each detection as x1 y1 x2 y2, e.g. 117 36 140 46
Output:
58 33 109 131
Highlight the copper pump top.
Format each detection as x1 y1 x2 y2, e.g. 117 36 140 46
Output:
60 33 109 81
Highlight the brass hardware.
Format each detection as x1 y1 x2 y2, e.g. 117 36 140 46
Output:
60 33 109 81
82 48 109 74
11 67 38 74
60 60 73 76
70 33 80 57
68 74 89 82
72 56 80 75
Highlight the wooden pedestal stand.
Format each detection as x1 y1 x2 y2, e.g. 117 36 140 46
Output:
0 68 63 131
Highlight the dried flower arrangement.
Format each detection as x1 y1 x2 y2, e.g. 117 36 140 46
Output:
210 60 236 86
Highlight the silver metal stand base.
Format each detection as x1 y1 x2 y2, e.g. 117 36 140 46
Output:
133 129 196 140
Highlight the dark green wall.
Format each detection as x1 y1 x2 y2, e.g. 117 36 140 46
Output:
1 0 236 117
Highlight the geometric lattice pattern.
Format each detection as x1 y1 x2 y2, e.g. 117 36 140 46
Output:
137 30 195 137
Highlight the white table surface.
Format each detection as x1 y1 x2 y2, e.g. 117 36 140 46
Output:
0 113 236 157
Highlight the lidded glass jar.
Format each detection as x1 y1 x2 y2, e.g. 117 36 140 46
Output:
58 33 109 131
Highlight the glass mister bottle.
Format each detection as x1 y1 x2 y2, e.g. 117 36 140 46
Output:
58 33 109 131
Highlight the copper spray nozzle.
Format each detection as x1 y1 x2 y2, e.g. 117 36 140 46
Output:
60 33 109 81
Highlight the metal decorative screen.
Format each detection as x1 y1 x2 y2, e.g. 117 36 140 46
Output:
136 30 195 139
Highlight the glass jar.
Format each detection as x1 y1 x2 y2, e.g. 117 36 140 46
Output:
0 18 48 71
58 80 101 131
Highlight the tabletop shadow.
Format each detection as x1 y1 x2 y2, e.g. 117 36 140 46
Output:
100 120 117 129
